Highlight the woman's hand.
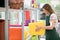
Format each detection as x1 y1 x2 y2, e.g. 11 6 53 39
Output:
35 25 42 32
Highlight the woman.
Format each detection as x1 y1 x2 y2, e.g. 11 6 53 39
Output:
36 4 59 40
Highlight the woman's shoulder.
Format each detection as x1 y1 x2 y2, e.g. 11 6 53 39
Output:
50 13 58 19
50 13 57 17
51 13 57 16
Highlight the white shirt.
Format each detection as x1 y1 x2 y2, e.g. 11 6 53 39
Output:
50 13 58 30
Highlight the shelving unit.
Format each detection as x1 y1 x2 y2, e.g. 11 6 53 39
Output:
0 7 23 40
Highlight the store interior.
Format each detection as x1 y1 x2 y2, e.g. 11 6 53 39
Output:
0 0 60 40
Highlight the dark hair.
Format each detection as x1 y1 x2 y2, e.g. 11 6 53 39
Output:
42 4 54 14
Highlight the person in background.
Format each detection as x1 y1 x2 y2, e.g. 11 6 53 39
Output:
36 4 59 40
9 0 23 9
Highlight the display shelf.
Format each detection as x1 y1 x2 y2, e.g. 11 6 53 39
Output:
0 7 22 40
0 7 21 12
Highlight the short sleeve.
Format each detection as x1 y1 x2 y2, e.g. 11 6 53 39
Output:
50 13 58 30
50 14 57 20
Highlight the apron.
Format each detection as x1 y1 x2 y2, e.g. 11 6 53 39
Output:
46 15 59 40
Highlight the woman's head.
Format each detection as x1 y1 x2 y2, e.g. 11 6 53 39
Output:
42 4 54 14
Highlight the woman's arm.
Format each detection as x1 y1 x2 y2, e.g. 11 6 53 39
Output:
36 20 56 31
45 14 58 30
42 14 57 30
36 20 56 32
44 20 56 30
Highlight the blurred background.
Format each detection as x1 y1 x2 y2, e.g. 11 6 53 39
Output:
0 0 60 40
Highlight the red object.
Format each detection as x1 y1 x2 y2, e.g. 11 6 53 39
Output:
25 10 30 20
9 20 22 40
9 28 22 40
